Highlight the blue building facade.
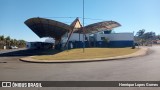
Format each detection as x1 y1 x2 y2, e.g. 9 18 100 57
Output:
65 32 134 49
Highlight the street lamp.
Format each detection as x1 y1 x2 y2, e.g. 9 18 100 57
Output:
82 0 85 53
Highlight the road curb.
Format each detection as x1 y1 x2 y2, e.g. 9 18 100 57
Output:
19 47 149 63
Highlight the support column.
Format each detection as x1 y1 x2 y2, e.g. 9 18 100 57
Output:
54 38 61 50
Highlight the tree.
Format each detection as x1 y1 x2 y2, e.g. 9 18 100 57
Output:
0 35 26 49
102 37 110 47
135 30 156 46
5 36 11 48
0 35 5 49
10 39 14 46
13 39 18 46
18 40 26 47
0 35 4 41
143 32 156 40
136 29 145 37
135 29 145 45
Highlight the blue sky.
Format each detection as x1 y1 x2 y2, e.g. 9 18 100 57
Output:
0 0 160 41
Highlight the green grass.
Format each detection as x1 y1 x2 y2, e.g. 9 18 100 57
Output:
32 48 139 60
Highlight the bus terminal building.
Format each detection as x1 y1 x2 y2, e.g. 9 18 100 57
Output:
25 17 134 50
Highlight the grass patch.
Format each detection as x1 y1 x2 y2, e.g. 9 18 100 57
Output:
32 48 139 60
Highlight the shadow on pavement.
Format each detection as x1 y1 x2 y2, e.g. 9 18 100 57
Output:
0 49 61 57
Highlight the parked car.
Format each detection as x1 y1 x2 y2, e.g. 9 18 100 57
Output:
9 46 18 49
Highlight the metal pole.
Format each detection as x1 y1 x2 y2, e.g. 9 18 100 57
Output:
67 32 69 52
82 0 85 53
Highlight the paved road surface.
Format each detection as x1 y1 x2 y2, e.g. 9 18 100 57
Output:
0 46 160 90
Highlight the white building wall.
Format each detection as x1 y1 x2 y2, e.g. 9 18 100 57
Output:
69 33 83 41
96 33 134 41
45 38 55 43
62 33 133 43
69 33 89 41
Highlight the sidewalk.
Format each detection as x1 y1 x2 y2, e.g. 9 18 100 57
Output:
20 47 149 63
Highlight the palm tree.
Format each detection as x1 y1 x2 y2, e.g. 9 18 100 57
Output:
10 39 14 46
0 35 5 49
13 39 18 46
0 35 4 41
0 35 26 49
18 40 26 47
5 36 11 48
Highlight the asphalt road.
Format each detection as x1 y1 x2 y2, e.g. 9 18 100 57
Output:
0 46 160 90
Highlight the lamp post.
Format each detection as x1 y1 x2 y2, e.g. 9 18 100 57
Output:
82 0 85 53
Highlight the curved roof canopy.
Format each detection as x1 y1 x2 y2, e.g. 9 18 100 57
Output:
25 17 71 40
75 21 121 33
25 17 121 39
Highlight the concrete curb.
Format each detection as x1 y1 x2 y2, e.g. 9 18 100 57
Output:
19 47 149 63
